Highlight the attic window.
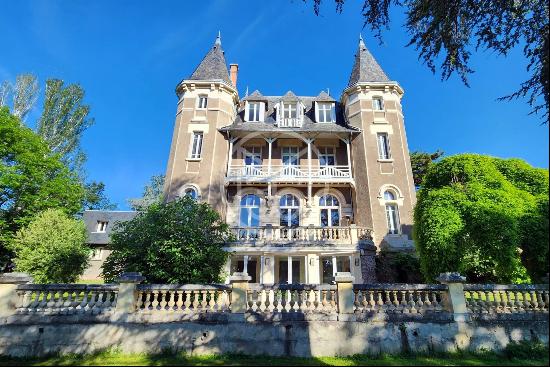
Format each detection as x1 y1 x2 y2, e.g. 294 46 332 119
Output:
96 221 108 232
246 102 262 122
283 103 297 119
317 102 336 123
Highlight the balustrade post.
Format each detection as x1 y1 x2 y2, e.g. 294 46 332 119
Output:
335 272 355 314
115 272 145 315
0 273 33 317
229 272 251 313
437 272 469 321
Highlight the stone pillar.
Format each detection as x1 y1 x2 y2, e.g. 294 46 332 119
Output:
335 272 355 314
359 241 377 283
229 272 251 313
0 273 33 318
115 272 145 315
307 254 320 284
437 272 468 321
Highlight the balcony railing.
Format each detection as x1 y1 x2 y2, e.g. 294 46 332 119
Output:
226 165 352 183
227 226 373 247
277 118 302 128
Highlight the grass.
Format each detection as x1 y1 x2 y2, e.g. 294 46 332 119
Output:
0 350 548 366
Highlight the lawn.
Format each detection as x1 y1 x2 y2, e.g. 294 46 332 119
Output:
0 350 548 366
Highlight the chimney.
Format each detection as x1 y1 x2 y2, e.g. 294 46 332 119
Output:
230 64 238 88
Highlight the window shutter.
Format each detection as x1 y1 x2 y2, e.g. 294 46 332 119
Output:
244 101 249 122
299 102 304 124
314 102 319 123
259 102 265 122
275 103 281 125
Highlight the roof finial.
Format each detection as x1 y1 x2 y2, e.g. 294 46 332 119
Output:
327 88 330 96
359 33 363 42
359 33 365 49
215 31 221 46
245 86 249 97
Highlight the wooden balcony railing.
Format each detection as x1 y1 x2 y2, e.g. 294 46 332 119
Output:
277 117 302 128
226 165 352 183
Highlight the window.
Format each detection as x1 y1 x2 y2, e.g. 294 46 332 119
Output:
90 248 103 261
244 146 262 166
373 97 384 111
184 187 198 200
247 102 261 122
384 190 400 234
280 194 300 228
239 194 261 239
319 147 336 166
96 221 108 232
320 256 351 284
197 95 208 109
189 132 203 159
317 102 336 123
377 133 391 160
348 93 358 104
283 103 297 119
281 146 299 175
319 194 340 227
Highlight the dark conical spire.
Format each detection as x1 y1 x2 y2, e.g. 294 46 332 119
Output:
188 33 231 84
347 35 390 86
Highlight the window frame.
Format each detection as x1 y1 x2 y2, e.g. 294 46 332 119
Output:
383 190 401 235
377 133 391 160
319 194 340 227
372 97 384 111
197 95 208 109
189 131 204 159
317 102 336 123
319 147 336 166
247 102 261 122
96 221 108 233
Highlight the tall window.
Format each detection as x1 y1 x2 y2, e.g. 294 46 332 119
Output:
190 132 203 159
281 146 299 176
197 95 208 109
317 102 336 123
319 147 336 166
373 97 384 111
377 133 391 159
239 194 261 238
384 190 400 234
283 103 297 119
96 221 108 232
280 194 300 228
320 194 340 227
247 102 261 122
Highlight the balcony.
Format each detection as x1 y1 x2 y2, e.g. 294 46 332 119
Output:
277 117 302 128
226 165 353 184
226 226 373 247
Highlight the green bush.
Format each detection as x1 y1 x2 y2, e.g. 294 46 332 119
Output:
9 209 90 283
414 154 548 283
503 340 548 360
102 196 231 284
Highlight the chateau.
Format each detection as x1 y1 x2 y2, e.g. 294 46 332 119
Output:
83 34 417 283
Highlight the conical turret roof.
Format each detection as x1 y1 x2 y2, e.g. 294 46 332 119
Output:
188 33 231 84
348 35 390 86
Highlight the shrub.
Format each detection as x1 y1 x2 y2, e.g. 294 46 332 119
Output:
503 340 548 360
9 209 90 283
102 196 231 284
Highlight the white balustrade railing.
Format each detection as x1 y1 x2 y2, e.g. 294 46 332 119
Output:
135 285 231 313
15 284 118 315
226 165 352 181
246 284 338 313
353 284 446 314
230 226 372 245
277 118 302 128
463 284 549 314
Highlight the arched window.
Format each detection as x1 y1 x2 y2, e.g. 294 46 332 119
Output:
239 194 261 239
184 187 198 200
384 190 400 234
280 194 300 228
319 194 340 227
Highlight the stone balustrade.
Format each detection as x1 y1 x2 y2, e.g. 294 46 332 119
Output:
135 284 231 313
464 284 549 314
353 284 446 314
246 284 337 313
15 284 118 315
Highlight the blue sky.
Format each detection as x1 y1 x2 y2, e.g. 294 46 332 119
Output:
1 1 548 209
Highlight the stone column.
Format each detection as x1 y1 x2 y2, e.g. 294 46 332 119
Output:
229 272 251 313
359 241 377 283
115 272 145 315
335 272 355 314
0 273 33 318
437 272 468 321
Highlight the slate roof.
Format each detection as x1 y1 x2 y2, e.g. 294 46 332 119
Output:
83 210 138 245
188 34 232 84
242 90 268 102
220 92 359 134
314 91 336 102
348 36 390 86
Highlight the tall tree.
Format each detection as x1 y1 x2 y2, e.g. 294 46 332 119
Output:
128 174 165 211
410 149 444 189
37 79 94 173
83 181 117 211
0 74 39 121
0 81 12 108
311 0 549 121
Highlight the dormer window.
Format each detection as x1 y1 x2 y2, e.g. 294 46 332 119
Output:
197 95 208 109
283 103 297 119
316 102 336 123
96 221 108 233
245 101 264 122
373 97 384 111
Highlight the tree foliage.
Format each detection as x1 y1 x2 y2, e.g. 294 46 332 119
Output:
102 196 231 284
127 174 165 211
414 154 549 283
410 149 444 188
0 74 39 121
312 0 549 120
83 181 117 211
0 107 85 270
9 209 90 283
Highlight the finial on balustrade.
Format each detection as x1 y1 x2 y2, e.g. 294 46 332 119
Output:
0 272 33 284
436 272 466 284
116 272 145 284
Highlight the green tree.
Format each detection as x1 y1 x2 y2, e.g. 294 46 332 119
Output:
414 154 549 283
102 196 231 284
9 209 90 283
0 74 39 121
83 181 117 211
410 149 444 189
0 107 85 270
312 0 549 121
127 174 165 211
